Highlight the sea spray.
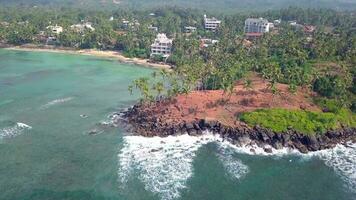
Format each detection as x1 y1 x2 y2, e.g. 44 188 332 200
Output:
118 133 249 200
312 143 356 194
216 144 249 180
40 97 73 110
118 132 356 198
0 122 32 139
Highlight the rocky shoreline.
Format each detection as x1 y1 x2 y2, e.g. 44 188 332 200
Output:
119 105 356 154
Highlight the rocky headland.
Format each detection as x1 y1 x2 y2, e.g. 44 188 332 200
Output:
119 76 356 154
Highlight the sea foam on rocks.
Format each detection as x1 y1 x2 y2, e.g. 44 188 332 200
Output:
118 133 249 200
118 132 356 199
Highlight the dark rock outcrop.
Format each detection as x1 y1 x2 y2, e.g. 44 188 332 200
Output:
120 105 356 154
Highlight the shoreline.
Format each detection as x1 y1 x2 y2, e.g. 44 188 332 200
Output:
119 105 356 154
1 44 172 70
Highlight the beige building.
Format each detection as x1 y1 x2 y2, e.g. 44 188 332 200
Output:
150 33 173 58
46 25 63 35
71 22 95 33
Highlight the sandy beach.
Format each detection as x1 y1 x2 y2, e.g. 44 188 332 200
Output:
2 44 172 70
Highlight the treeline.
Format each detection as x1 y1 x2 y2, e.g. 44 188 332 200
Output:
1 0 356 13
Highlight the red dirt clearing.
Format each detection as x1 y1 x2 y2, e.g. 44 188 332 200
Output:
148 75 320 127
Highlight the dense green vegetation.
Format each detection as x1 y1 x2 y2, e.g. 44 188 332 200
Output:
240 108 356 134
1 0 355 12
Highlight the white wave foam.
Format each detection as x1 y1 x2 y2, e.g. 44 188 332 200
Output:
118 131 356 198
118 133 252 200
216 144 249 180
40 97 73 109
0 122 32 139
310 143 356 193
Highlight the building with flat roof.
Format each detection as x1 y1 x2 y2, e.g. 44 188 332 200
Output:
204 15 221 31
148 25 158 32
184 26 197 33
200 38 219 48
244 18 270 33
46 25 63 35
71 22 95 33
151 33 173 58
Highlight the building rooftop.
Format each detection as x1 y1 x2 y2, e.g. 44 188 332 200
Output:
153 33 173 44
204 15 221 23
245 18 268 24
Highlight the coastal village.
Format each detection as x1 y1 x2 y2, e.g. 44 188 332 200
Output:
0 2 356 200
0 12 316 64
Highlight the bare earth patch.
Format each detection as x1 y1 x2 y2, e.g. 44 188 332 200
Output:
145 75 320 127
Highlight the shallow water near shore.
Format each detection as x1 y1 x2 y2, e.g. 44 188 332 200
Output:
0 49 355 200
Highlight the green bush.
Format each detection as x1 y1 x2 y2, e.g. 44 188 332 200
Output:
239 108 356 135
313 75 349 99
314 98 342 113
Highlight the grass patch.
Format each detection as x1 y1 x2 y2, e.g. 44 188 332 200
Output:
239 108 356 135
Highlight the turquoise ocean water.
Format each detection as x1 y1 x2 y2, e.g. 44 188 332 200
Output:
0 49 355 200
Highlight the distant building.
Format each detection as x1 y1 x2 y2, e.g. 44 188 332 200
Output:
304 25 316 34
268 22 274 29
122 19 140 29
290 21 297 25
0 21 9 27
71 22 95 33
244 18 270 33
184 26 197 33
46 25 63 35
17 21 29 26
200 38 219 48
273 19 281 25
46 36 58 45
204 15 221 31
151 33 173 58
148 25 158 32
109 16 114 21
122 19 130 27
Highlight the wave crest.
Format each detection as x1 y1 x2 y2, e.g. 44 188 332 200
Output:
118 133 250 200
40 97 73 109
0 122 32 139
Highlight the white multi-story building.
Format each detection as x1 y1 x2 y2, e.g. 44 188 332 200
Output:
244 18 270 33
150 33 173 58
204 15 221 31
46 25 63 35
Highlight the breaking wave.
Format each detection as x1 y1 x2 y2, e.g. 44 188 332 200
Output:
311 143 356 194
118 133 249 200
118 132 356 198
40 97 73 109
0 122 32 139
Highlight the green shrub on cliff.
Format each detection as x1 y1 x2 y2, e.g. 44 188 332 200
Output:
239 108 356 135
